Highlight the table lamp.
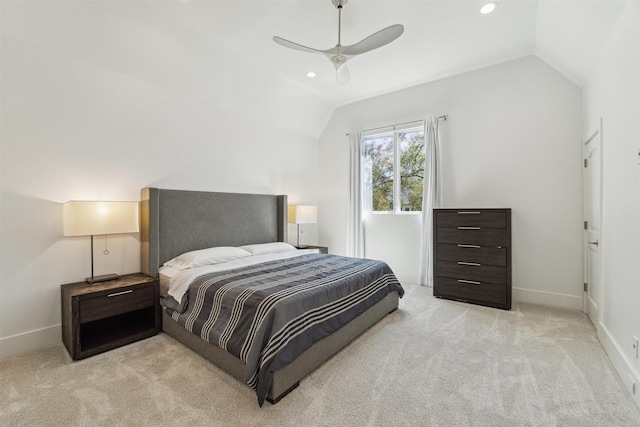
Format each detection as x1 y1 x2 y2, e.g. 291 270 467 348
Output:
63 201 139 283
288 205 317 248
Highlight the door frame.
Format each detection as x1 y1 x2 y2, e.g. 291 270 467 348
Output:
582 117 603 324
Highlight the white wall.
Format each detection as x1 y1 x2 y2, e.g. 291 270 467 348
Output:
318 56 584 308
363 213 422 283
0 2 321 357
582 0 640 408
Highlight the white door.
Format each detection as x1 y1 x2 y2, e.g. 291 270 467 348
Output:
583 120 602 326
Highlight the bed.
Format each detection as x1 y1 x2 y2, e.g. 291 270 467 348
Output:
140 187 403 405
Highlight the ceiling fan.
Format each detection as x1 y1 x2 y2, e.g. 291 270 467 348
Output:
273 0 404 84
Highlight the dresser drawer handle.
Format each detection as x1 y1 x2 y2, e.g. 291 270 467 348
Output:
457 211 481 215
458 262 481 267
458 279 481 285
458 226 481 230
457 244 480 248
108 290 134 298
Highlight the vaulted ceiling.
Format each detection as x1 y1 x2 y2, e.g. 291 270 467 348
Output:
161 0 625 105
2 1 627 139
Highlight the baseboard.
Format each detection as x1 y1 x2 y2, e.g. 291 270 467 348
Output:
512 287 583 310
598 323 640 410
0 324 62 359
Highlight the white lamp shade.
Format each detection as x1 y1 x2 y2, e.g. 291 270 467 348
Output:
63 201 139 237
288 205 317 224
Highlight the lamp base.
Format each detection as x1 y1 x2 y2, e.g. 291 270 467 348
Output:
86 273 121 284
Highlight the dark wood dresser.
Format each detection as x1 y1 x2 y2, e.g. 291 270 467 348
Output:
433 208 511 310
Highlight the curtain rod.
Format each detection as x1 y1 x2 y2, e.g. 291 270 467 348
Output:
346 115 448 136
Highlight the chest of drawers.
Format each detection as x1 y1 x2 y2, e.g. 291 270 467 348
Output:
433 208 511 310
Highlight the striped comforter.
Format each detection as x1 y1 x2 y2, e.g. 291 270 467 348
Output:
162 253 404 406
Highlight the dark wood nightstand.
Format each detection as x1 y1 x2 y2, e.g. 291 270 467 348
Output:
61 273 160 360
296 245 328 254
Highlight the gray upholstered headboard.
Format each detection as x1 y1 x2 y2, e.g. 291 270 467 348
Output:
140 188 287 278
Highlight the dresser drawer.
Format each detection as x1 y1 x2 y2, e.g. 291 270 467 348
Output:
436 227 509 246
435 211 507 228
436 244 507 267
434 277 507 308
436 260 507 285
79 284 155 324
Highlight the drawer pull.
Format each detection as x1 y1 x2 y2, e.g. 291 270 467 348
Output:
457 244 481 249
457 211 481 215
458 262 481 267
458 226 481 230
108 290 134 298
458 279 481 285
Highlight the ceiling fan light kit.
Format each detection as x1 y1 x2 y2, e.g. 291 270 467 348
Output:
273 0 404 84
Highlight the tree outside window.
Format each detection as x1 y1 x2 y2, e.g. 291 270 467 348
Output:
362 126 425 213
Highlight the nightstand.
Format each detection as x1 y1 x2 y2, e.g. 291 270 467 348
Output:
296 245 328 254
61 273 160 360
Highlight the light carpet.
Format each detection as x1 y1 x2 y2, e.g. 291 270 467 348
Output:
1 285 639 426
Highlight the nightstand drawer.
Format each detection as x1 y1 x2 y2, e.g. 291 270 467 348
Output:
80 284 155 324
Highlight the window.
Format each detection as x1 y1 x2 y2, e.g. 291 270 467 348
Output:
362 124 425 213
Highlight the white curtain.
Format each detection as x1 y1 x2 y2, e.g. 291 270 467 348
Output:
419 117 442 287
347 131 364 258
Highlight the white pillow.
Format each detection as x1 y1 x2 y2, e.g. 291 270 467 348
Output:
163 246 252 270
239 242 297 256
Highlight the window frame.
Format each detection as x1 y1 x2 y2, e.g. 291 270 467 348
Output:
361 122 425 215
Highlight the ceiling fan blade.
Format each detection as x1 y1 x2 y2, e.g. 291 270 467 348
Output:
274 2 403 84
341 24 404 56
273 36 325 54
335 63 351 84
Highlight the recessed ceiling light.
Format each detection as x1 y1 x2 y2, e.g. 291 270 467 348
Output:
480 1 498 14
306 71 316 78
